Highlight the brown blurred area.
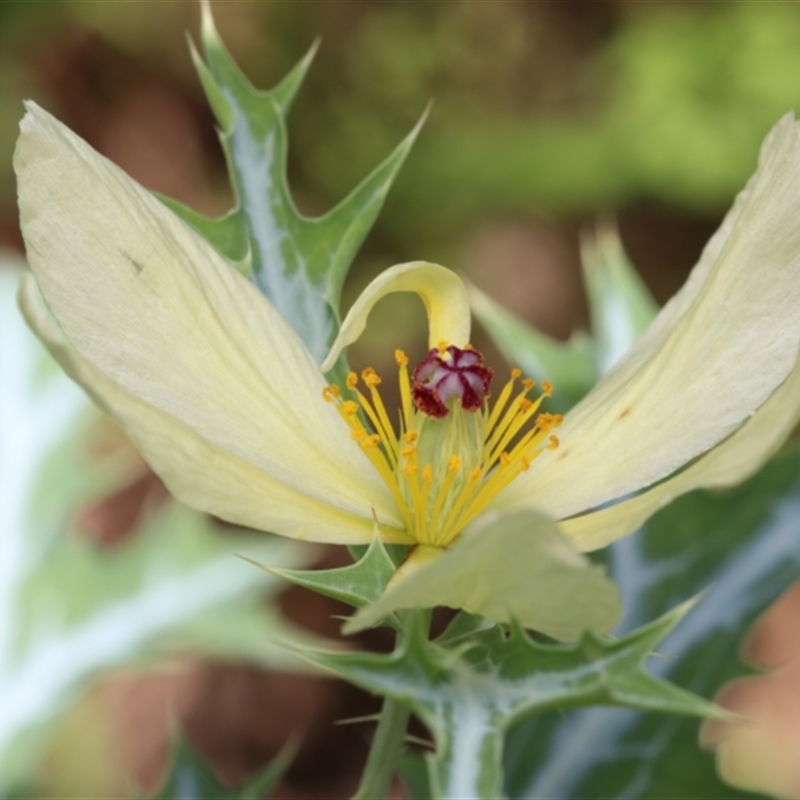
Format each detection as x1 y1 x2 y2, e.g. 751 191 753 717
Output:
2 0 797 797
701 581 800 799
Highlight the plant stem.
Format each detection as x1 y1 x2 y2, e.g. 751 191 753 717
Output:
352 696 411 800
353 609 429 799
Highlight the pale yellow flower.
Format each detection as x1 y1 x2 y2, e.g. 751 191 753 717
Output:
14 103 800 637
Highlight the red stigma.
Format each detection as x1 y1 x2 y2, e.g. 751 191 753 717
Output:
411 345 493 418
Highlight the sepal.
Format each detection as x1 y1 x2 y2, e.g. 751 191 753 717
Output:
343 510 623 642
254 534 401 624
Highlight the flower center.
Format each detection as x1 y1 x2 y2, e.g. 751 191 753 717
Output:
323 343 562 547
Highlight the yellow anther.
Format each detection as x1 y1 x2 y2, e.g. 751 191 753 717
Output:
346 372 359 390
322 385 340 402
395 349 409 366
547 435 560 450
469 467 483 482
542 381 553 397
519 398 533 412
351 430 366 442
403 431 419 444
500 452 511 466
403 464 418 476
422 465 434 483
341 400 359 416
401 446 416 459
463 343 475 351
536 412 556 431
448 455 462 473
521 456 531 471
362 367 382 387
363 434 381 448
553 414 564 426
522 378 535 391
437 340 449 355
511 368 522 380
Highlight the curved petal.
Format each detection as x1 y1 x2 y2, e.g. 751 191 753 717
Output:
344 510 622 642
15 103 402 535
19 274 411 544
320 261 471 372
561 346 800 552
500 112 800 520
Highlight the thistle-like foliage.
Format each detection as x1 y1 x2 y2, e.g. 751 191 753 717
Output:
310 599 731 800
161 1 424 365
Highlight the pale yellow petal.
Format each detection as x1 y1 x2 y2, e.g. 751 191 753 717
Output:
344 510 622 641
320 261 470 372
15 103 402 533
500 113 800 520
561 347 800 552
19 274 411 544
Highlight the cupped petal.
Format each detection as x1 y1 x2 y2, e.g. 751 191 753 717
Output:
320 261 471 373
499 112 800 520
15 103 402 535
19 274 411 544
561 346 800 552
344 510 622 641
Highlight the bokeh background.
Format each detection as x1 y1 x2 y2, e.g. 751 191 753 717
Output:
3 1 800 797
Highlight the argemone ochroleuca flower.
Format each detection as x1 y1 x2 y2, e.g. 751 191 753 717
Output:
14 103 800 638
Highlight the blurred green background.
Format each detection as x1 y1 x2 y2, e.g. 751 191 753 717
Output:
5 0 800 357
3 1 800 797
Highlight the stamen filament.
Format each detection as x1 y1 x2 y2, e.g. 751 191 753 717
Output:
436 467 483 546
482 369 520 437
396 350 413 426
484 393 546 468
430 456 461 546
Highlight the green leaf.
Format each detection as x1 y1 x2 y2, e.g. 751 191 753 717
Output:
505 445 800 799
345 510 622 641
469 284 596 413
581 220 659 375
310 599 727 800
148 737 294 800
256 533 399 612
0 260 318 791
163 2 424 364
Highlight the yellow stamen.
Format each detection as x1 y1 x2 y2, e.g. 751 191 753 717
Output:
322 384 341 402
397 351 413 429
328 349 560 548
430 456 462 545
362 367 382 387
483 370 519 436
